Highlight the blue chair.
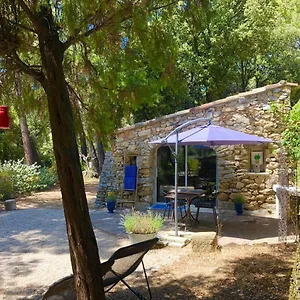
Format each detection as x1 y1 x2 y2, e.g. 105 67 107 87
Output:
163 191 187 220
124 165 137 191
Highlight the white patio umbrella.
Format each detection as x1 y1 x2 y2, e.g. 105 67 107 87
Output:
150 118 272 236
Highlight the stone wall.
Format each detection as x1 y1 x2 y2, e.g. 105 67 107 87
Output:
97 81 297 210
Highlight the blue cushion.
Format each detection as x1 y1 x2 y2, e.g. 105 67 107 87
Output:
124 177 136 191
124 166 137 178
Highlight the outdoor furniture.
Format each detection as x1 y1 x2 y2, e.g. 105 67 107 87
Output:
163 197 187 220
42 238 159 300
190 191 219 229
162 189 187 220
165 189 206 226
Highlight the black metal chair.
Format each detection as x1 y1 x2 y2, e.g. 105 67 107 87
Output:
190 191 219 229
42 238 159 300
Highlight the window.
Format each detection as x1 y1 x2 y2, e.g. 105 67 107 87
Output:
250 150 265 173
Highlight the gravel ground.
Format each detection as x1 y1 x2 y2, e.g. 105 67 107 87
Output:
0 179 296 300
0 208 186 300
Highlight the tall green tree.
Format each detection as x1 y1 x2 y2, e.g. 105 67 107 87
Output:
0 1 179 298
132 0 288 121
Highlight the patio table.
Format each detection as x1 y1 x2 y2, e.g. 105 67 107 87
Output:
165 189 206 227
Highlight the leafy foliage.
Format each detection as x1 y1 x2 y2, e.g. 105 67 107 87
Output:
0 169 14 200
232 194 246 204
131 0 300 121
1 159 40 195
283 99 300 161
37 166 58 190
0 160 57 196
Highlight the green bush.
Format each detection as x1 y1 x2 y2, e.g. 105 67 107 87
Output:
233 194 246 204
121 210 164 234
1 159 40 195
36 166 57 190
0 160 57 196
0 170 14 200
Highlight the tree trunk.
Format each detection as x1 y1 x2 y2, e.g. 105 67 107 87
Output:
39 27 105 299
96 137 105 175
80 132 88 158
19 115 40 165
89 141 99 176
15 72 40 165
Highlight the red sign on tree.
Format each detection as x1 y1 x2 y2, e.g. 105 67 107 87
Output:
0 106 10 129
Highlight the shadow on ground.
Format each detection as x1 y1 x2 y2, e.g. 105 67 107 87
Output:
0 208 128 299
105 244 295 300
178 210 298 243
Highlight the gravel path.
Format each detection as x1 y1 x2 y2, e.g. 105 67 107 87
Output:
0 208 185 300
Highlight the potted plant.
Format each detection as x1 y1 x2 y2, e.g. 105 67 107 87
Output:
121 210 164 244
233 194 245 215
106 191 117 213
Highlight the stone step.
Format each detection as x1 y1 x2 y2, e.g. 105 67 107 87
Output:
167 241 188 248
158 231 192 247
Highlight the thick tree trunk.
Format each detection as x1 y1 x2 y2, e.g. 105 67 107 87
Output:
39 30 105 299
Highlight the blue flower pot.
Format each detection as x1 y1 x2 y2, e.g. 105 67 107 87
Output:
234 203 244 215
107 201 116 213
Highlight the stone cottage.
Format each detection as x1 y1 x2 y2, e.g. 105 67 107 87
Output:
97 81 298 211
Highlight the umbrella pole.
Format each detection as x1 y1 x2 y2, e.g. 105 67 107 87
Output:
185 145 188 189
174 132 179 236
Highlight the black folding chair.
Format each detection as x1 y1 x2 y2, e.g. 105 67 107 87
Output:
43 238 159 300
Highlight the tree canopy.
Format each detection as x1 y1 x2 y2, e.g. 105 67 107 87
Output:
0 1 183 299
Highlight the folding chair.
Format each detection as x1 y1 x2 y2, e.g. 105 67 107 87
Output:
43 238 159 300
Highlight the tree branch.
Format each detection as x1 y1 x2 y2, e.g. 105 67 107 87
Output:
63 12 129 51
8 20 37 34
150 0 178 11
67 82 89 111
11 51 45 84
17 0 48 36
17 0 39 28
63 0 164 51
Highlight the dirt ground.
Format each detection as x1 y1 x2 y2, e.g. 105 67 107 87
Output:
3 178 297 300
15 177 98 210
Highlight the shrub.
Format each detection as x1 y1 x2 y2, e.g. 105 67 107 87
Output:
0 160 57 196
36 166 57 190
233 194 245 204
106 191 117 202
1 159 40 195
0 170 14 200
121 210 164 234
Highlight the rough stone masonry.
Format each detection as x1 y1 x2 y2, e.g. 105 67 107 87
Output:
97 81 297 211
